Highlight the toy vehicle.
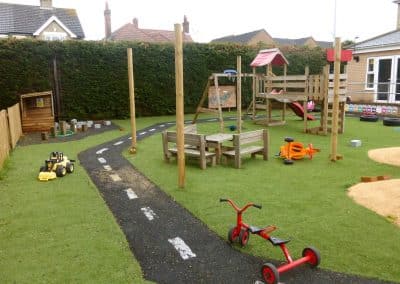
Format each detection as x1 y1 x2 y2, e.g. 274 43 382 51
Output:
38 152 75 181
279 137 320 165
220 198 320 284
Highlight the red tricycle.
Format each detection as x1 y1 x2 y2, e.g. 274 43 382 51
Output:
220 198 321 284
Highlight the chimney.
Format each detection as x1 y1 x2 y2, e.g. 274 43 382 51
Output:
104 1 111 39
40 0 52 9
132 18 139 29
182 15 189 34
395 0 400 30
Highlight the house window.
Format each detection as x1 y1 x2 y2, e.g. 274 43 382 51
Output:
43 31 67 41
365 58 375 89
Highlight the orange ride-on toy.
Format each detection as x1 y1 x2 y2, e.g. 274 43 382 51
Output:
279 137 320 165
220 198 321 284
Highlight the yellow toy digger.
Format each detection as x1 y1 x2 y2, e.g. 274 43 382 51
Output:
38 152 75 181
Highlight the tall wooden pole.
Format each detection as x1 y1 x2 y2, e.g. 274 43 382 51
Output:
175 24 185 188
127 48 137 154
214 75 224 133
53 57 61 121
236 56 242 133
322 65 330 135
330 37 341 161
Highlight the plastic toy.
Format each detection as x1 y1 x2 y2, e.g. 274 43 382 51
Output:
278 137 319 165
38 152 75 181
220 198 320 284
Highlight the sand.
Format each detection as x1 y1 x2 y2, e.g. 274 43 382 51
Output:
347 147 400 227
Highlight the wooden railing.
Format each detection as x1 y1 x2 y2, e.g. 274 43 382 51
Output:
0 103 23 170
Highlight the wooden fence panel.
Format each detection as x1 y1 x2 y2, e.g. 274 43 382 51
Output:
7 103 22 149
0 110 11 170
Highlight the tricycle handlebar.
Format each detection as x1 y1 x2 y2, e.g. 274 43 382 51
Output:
220 198 262 212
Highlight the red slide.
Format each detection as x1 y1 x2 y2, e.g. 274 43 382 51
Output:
288 102 315 120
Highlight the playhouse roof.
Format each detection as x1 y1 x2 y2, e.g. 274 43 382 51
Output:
250 48 289 67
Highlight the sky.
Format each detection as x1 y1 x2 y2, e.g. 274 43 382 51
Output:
3 0 399 43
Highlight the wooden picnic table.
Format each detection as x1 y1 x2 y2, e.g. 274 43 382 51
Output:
205 133 233 164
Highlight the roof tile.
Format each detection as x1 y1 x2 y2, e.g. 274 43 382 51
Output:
0 3 84 38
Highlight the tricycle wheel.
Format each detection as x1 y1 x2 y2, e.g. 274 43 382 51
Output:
262 263 279 284
66 162 74 173
56 165 66 177
239 229 250 247
228 227 238 243
39 166 46 172
284 137 294 143
302 246 321 268
283 159 294 165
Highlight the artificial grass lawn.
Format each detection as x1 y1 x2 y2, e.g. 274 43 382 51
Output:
123 114 400 283
0 118 169 283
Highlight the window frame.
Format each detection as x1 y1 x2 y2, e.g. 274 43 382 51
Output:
365 57 376 90
43 31 67 41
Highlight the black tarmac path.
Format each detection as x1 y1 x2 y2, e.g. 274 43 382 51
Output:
79 120 393 284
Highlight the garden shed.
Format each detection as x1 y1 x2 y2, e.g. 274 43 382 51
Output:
20 91 55 132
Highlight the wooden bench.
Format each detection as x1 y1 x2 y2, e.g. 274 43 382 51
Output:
222 129 269 168
162 131 216 169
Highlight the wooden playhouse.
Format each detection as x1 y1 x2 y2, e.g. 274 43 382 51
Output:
20 91 55 132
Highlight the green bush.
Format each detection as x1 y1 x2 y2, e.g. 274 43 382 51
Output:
0 39 326 119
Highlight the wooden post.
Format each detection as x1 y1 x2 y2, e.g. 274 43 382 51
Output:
175 24 185 188
127 48 137 154
282 64 287 122
214 75 224 132
303 66 310 132
252 67 256 120
330 37 342 161
322 65 330 134
192 79 211 124
236 56 242 133
266 64 272 123
53 57 61 121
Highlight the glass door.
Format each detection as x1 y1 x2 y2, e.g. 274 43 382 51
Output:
376 58 392 102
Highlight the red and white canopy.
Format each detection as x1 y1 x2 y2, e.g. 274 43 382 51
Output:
250 48 289 67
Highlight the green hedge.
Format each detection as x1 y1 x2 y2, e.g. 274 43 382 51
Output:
0 39 326 119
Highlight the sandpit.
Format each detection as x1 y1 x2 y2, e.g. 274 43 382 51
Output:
347 147 400 227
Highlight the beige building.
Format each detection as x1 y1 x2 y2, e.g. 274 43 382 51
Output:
347 0 400 104
0 0 84 40
211 29 331 48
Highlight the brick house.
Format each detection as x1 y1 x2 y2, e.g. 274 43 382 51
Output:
211 29 331 48
0 0 84 40
347 0 400 104
104 2 192 42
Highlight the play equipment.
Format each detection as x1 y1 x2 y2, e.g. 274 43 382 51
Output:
288 102 315 120
38 152 75 181
279 137 320 165
248 48 348 135
361 175 391 182
192 59 252 133
220 198 321 284
360 112 379 122
383 117 400 126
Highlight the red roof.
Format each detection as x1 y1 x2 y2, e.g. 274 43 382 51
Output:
109 23 193 42
250 48 289 67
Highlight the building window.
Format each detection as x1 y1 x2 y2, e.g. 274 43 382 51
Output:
365 58 375 89
43 31 67 41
